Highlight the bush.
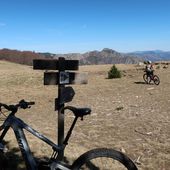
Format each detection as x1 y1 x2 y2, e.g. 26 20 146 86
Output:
108 65 121 79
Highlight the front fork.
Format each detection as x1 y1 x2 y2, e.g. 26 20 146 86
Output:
0 142 7 153
0 126 10 154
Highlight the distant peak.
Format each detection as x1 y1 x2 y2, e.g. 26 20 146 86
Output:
102 48 117 53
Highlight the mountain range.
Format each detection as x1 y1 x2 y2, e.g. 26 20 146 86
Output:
40 48 170 65
49 48 143 65
127 50 170 62
0 48 170 66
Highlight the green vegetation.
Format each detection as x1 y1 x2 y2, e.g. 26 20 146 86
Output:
108 65 121 79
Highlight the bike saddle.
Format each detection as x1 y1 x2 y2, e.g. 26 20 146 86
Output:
63 106 91 118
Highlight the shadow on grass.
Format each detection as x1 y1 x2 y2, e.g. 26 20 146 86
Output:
134 81 146 84
1 140 49 170
1 140 25 170
1 140 71 170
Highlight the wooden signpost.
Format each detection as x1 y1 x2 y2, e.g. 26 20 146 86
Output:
33 57 87 160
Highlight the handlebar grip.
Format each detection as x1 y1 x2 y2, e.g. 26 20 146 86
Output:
0 103 10 111
18 100 35 109
27 102 35 105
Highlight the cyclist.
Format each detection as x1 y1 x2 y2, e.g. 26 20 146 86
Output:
145 60 154 77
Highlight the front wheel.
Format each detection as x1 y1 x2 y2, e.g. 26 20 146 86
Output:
153 75 160 85
143 74 151 84
71 148 138 170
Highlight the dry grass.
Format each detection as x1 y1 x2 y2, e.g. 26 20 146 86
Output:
0 61 170 169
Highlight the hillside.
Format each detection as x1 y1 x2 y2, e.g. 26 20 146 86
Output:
0 48 143 66
0 61 169 169
0 48 45 65
52 48 143 64
1 48 170 66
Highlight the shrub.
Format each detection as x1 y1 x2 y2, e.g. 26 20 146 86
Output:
156 65 160 69
108 65 121 79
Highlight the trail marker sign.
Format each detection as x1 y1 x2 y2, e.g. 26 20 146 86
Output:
44 72 88 85
33 57 88 161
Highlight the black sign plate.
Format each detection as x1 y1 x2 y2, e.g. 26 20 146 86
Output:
33 59 79 70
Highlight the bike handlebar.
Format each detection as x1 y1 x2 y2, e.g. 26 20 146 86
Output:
0 99 35 113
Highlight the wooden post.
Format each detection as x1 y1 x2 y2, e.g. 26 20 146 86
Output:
57 57 65 160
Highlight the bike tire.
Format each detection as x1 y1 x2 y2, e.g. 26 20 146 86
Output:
153 75 160 85
143 74 151 84
143 74 147 83
71 148 138 170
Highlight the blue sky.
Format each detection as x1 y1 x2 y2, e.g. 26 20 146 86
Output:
0 0 170 53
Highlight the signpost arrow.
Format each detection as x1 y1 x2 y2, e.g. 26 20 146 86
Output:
60 72 69 84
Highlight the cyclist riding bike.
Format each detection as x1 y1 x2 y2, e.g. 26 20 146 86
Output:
145 60 154 77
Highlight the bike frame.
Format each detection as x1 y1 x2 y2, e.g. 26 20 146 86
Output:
0 115 63 170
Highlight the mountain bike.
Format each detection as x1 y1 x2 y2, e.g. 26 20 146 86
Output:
0 99 138 170
143 71 160 85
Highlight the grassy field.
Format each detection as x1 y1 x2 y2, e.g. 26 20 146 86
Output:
0 60 170 169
